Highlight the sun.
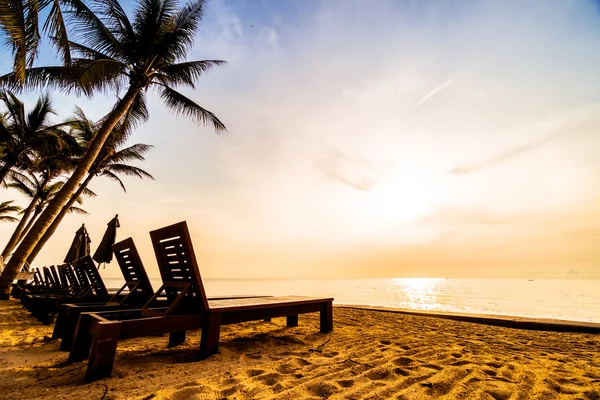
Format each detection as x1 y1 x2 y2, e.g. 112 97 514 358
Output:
368 172 436 223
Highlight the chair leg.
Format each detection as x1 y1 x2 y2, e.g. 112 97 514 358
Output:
286 315 298 327
85 321 122 382
60 307 83 351
168 331 186 347
68 313 95 363
52 305 68 339
320 301 333 333
198 312 222 360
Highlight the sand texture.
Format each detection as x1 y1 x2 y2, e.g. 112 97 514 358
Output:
1 298 600 399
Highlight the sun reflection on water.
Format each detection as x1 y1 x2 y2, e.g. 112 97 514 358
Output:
390 278 443 310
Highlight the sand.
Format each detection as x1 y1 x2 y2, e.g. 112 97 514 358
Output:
1 298 599 399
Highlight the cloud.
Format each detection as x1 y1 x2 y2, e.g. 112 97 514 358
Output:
313 147 390 191
450 104 600 175
450 131 560 174
413 78 457 108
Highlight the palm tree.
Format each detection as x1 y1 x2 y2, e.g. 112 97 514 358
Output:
0 91 64 185
0 0 226 297
1 117 80 259
26 110 154 265
0 0 71 84
1 172 92 259
0 200 21 223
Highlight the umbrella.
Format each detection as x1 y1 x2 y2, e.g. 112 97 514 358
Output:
64 224 91 263
93 214 120 266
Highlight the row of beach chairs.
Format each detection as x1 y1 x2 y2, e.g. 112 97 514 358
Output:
12 221 334 382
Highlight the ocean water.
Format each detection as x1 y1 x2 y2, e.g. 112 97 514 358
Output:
103 277 600 323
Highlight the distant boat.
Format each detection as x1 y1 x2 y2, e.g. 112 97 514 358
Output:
528 279 534 282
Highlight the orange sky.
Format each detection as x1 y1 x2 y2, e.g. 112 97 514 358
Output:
1 0 599 279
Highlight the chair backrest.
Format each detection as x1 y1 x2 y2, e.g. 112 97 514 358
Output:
43 266 57 289
57 264 70 288
78 255 109 298
149 221 209 312
112 238 154 304
49 265 63 289
33 268 42 286
63 263 80 288
71 258 91 290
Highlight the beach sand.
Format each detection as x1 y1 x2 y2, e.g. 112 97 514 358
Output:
1 298 599 399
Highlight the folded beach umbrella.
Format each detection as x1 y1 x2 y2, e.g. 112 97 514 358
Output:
93 214 120 266
64 224 91 263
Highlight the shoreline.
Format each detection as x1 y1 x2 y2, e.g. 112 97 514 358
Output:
336 304 600 333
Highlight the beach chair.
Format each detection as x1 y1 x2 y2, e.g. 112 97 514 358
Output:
69 221 333 382
53 238 156 349
21 266 62 310
14 267 45 298
55 237 272 350
30 258 117 324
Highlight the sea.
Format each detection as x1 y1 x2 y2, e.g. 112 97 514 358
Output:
103 277 600 324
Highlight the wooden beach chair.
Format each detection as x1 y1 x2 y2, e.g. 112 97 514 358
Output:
21 266 62 310
53 238 156 349
69 221 333 382
55 237 272 350
30 258 117 324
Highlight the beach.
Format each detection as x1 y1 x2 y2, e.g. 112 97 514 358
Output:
1 298 599 399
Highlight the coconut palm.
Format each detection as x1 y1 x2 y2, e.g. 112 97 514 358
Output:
0 0 71 84
26 110 154 265
1 117 80 259
0 91 65 185
0 200 21 223
0 0 226 297
1 171 92 259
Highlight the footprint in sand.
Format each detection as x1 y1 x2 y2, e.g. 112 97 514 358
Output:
393 367 410 376
393 357 414 366
169 385 215 400
337 379 354 388
450 360 471 366
366 368 392 381
220 385 240 398
306 381 339 398
256 372 282 386
246 369 265 377
276 363 295 375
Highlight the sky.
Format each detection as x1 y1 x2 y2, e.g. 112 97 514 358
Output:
1 0 600 280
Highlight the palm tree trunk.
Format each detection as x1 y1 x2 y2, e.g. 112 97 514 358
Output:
0 85 141 298
17 205 42 245
26 172 95 265
1 174 50 260
1 195 41 260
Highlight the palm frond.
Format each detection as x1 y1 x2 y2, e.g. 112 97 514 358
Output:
102 163 154 180
107 143 153 163
64 0 124 60
72 58 127 95
156 0 206 62
0 0 28 83
44 0 71 65
0 65 82 93
159 85 226 131
154 60 225 88
0 200 22 222
26 92 55 132
99 169 125 192
66 205 88 215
